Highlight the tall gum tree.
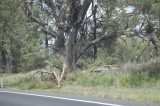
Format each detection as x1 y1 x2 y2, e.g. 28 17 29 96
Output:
22 0 117 86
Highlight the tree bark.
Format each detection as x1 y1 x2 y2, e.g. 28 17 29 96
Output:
65 27 78 71
0 29 7 72
1 48 7 72
93 4 97 61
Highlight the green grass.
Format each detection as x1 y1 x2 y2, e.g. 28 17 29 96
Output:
1 70 160 103
75 72 115 86
0 73 55 90
0 57 160 104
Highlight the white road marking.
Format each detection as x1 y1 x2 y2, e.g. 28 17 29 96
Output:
0 90 124 106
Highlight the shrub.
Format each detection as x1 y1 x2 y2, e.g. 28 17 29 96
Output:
113 36 148 63
119 57 160 87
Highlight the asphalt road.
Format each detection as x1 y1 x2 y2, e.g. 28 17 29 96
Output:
0 89 159 106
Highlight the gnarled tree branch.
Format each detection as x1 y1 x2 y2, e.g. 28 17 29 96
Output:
23 0 57 38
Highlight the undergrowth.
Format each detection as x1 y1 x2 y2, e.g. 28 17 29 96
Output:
0 57 160 103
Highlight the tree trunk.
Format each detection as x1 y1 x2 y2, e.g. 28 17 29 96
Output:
0 34 7 72
65 27 78 71
93 4 97 61
1 49 7 72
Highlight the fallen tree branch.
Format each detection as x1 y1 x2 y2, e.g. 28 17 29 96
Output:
32 70 53 80
32 60 64 88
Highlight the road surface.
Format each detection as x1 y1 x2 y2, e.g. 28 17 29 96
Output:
0 89 159 106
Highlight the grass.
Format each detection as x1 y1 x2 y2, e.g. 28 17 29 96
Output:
1 71 160 104
0 57 160 104
0 73 55 90
48 85 160 103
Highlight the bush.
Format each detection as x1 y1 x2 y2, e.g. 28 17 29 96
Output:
113 36 148 63
21 53 46 72
119 57 160 87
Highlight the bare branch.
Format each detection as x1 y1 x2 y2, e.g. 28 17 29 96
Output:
23 0 57 38
32 70 53 79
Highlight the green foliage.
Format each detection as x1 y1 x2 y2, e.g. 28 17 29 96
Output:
98 0 117 10
119 71 160 87
94 50 118 66
152 3 160 18
79 35 158 69
21 54 46 72
0 0 47 73
119 72 144 87
145 22 155 34
48 53 63 69
141 0 154 14
113 36 148 62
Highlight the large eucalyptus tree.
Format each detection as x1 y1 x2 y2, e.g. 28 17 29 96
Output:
21 0 160 86
22 0 117 86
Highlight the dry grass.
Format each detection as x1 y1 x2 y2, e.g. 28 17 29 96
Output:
47 85 160 103
0 57 160 103
120 57 160 72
